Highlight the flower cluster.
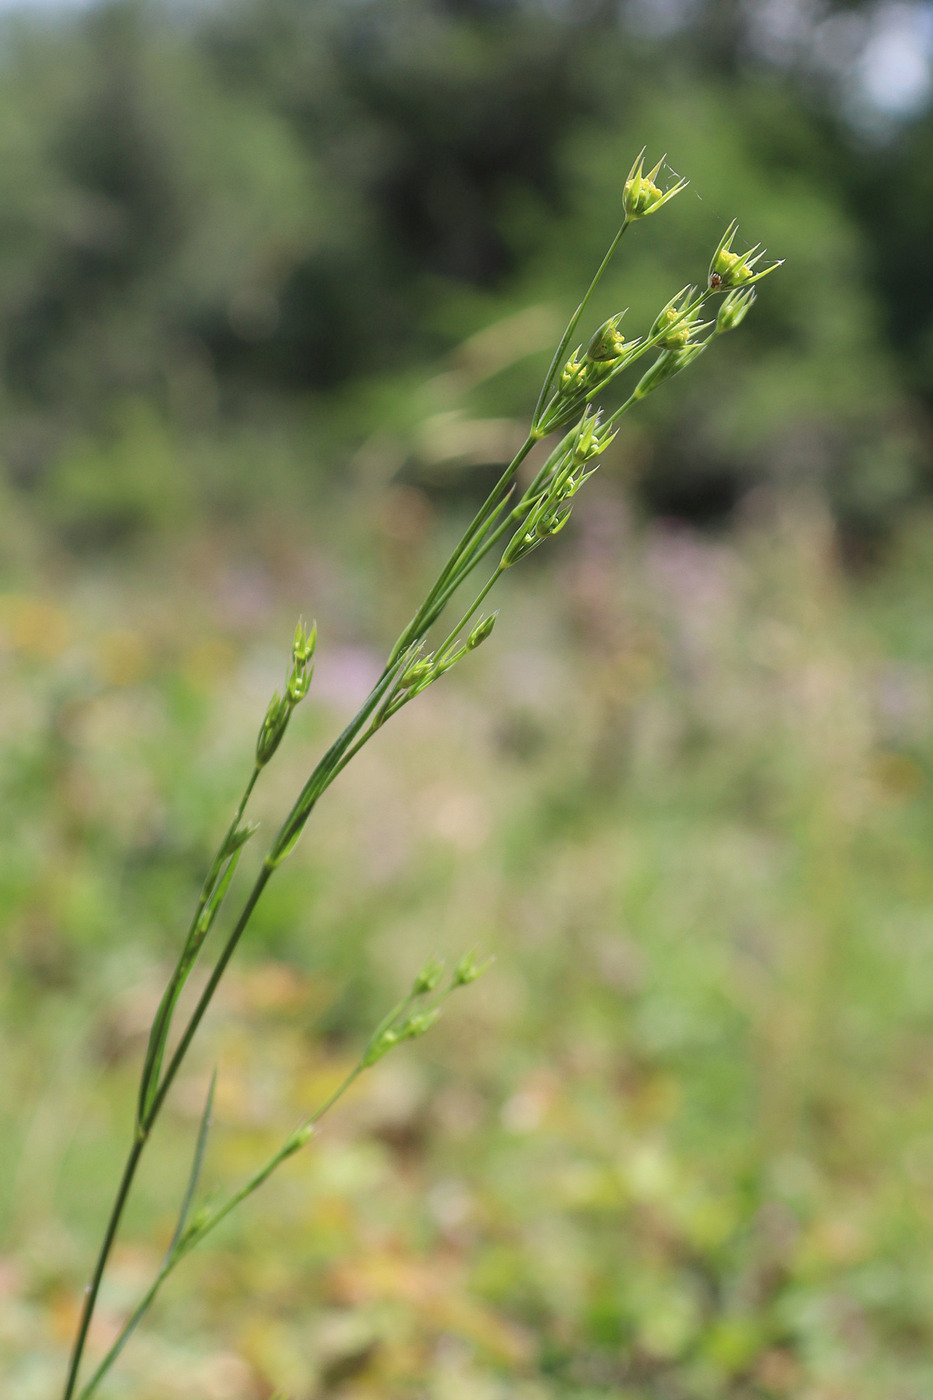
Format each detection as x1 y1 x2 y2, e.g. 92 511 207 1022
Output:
502 408 616 567
362 952 493 1067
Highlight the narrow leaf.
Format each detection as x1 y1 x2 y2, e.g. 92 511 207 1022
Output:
168 1068 217 1259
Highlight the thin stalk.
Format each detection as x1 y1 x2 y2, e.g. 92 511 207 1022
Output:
77 969 467 1399
143 867 272 1132
61 866 270 1400
64 588 419 1396
531 218 629 429
62 202 691 1399
61 1138 146 1400
387 434 536 665
402 436 568 644
137 767 260 1126
436 566 505 660
63 766 262 1400
76 1062 365 1400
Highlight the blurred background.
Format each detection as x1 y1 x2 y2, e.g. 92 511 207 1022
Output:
5 0 933 1396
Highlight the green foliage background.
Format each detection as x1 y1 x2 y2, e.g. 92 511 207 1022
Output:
4 1 933 1397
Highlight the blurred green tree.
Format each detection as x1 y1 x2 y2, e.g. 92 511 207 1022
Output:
0 0 928 540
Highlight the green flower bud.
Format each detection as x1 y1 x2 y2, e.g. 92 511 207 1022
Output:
412 956 445 996
650 287 709 350
284 1122 314 1154
623 149 688 221
715 287 756 333
256 691 290 766
557 350 587 397
398 1008 441 1040
286 666 312 705
585 314 626 363
222 819 260 857
632 343 706 401
708 222 782 290
400 657 433 690
362 1026 401 1066
467 614 497 650
292 618 317 664
452 949 494 987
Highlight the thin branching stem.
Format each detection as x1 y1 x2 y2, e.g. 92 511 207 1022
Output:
61 1139 146 1400
531 218 629 429
61 173 767 1398
387 433 537 665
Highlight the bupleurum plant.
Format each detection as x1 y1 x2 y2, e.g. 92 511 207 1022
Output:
60 151 780 1398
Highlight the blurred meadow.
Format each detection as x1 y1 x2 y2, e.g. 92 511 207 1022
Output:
6 1 933 1396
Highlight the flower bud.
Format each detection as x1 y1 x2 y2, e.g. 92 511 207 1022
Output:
412 956 445 996
585 314 626 363
284 1122 314 1153
715 287 756 334
256 691 290 767
650 287 708 350
398 1008 441 1040
632 343 706 400
452 949 494 987
400 657 433 691
222 819 260 857
623 150 688 221
292 619 317 664
709 222 782 290
558 351 586 395
467 614 497 650
362 1026 400 1066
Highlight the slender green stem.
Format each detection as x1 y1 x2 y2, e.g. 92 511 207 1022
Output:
137 767 261 1127
61 207 663 1400
437 566 505 659
61 1138 146 1400
76 1060 366 1400
62 870 270 1399
532 218 629 429
442 429 580 585
387 434 536 665
76 1258 169 1400
144 867 272 1132
63 765 264 1400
